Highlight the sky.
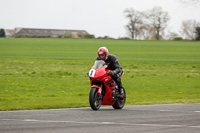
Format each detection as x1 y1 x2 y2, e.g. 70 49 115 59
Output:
0 0 200 38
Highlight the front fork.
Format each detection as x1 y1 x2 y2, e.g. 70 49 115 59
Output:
91 85 102 96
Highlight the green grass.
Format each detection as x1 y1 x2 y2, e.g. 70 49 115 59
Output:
0 38 200 110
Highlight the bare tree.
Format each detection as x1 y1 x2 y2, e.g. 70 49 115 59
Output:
124 8 143 39
139 24 156 40
180 19 200 40
146 7 170 40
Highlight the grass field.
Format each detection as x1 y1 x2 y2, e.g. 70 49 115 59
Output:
0 38 200 110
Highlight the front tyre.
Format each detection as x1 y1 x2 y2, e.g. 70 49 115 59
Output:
112 88 126 109
89 88 102 110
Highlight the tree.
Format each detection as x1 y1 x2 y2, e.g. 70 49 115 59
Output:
123 7 169 40
146 7 170 40
124 8 143 39
180 19 200 40
139 24 156 40
0 29 5 37
195 27 200 41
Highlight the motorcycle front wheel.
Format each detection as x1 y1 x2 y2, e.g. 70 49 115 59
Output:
89 88 102 110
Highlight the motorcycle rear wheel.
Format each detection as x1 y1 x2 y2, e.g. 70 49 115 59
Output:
89 88 102 110
112 88 126 109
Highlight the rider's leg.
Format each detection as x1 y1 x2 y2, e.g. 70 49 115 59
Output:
115 77 124 95
112 71 125 96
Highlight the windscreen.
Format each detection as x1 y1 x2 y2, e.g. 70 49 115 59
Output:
93 60 105 70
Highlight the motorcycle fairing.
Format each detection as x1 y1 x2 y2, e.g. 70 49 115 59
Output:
101 76 116 105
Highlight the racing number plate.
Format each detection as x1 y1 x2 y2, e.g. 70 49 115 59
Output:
89 69 96 77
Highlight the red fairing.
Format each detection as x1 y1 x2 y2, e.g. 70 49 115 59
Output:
89 65 107 81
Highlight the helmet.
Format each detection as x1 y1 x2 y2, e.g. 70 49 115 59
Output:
97 47 109 61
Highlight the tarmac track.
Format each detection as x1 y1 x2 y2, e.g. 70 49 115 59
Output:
0 103 200 133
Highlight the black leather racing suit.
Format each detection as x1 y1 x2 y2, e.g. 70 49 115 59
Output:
96 54 124 90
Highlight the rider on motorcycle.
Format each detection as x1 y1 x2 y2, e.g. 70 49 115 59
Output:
97 47 125 97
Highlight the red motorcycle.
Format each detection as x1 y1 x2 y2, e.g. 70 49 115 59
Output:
87 60 126 110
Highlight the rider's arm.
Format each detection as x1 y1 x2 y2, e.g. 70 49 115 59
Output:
111 55 123 74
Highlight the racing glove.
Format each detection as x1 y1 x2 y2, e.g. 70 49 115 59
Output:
107 70 117 76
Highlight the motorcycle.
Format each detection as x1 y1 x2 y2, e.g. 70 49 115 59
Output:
87 60 126 110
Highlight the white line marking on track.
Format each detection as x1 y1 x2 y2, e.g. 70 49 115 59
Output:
24 119 39 122
159 110 173 112
1 119 200 128
190 126 200 128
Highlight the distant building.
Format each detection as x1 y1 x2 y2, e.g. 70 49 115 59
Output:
5 27 89 38
5 29 16 37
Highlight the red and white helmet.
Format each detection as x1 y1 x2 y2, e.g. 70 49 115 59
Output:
97 47 109 61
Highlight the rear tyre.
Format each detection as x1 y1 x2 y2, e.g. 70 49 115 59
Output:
112 88 126 109
89 88 102 110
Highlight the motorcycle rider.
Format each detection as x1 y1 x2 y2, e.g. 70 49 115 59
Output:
96 47 125 97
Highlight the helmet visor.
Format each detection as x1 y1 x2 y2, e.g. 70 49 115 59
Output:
99 54 106 60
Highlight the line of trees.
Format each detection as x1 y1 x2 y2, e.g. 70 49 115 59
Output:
124 6 200 41
124 6 170 40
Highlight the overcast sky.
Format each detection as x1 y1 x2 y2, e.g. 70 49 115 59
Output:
0 0 200 38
